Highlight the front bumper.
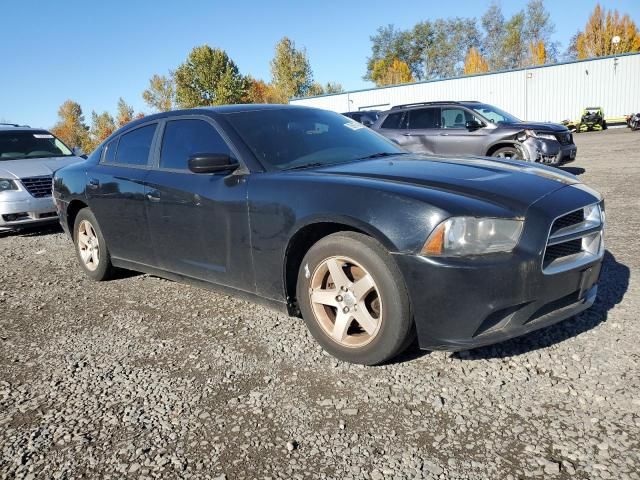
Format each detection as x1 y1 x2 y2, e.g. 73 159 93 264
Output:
0 194 58 231
394 185 603 351
522 138 577 166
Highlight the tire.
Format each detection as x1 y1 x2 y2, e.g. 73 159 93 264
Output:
73 208 115 281
491 146 524 160
296 232 414 365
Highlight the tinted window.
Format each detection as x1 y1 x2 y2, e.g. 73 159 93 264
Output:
380 112 405 129
442 108 473 129
226 108 403 170
103 139 118 163
0 131 72 161
114 124 156 166
160 119 230 170
408 108 439 129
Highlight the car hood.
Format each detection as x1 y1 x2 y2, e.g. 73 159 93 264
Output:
501 121 569 132
304 154 580 214
0 156 83 179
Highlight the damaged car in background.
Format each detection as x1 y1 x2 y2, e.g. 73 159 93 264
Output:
372 101 577 165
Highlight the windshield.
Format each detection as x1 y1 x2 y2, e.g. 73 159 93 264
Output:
225 108 404 170
470 104 521 124
0 131 73 161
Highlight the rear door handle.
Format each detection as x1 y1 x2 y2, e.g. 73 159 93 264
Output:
146 189 161 202
402 133 413 137
439 133 450 136
88 178 99 189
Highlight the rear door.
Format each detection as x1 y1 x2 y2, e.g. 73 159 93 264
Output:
403 107 441 153
434 107 489 156
86 122 158 265
145 116 252 290
374 111 408 147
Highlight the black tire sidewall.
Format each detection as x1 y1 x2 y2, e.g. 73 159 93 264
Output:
73 208 113 281
296 232 413 365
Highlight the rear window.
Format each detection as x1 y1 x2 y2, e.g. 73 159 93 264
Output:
408 108 439 129
0 131 73 161
114 124 156 166
380 112 405 129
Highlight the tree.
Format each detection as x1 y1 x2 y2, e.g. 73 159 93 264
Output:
574 4 640 59
245 77 286 104
324 82 344 94
116 98 134 128
270 37 313 99
50 100 90 151
481 2 507 70
501 12 526 70
425 18 481 78
370 58 414 86
464 47 489 74
523 0 557 62
174 45 247 108
529 40 547 65
143 74 174 112
85 111 116 152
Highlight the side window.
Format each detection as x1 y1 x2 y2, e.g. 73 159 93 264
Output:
441 108 471 129
114 124 156 166
102 138 118 163
380 112 406 129
408 108 439 129
160 119 231 170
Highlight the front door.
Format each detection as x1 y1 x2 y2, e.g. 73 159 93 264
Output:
86 122 158 265
145 117 252 291
433 107 489 156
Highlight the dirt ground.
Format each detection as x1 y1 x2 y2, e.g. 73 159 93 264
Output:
1 128 639 479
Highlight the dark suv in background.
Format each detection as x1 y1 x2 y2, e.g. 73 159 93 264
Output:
342 110 380 127
372 101 577 165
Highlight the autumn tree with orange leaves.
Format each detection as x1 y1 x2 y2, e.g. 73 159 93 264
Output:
463 47 489 74
573 4 640 59
50 100 90 152
370 58 414 86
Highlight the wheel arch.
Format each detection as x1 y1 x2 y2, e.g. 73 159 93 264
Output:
486 141 521 157
66 199 89 239
282 218 396 316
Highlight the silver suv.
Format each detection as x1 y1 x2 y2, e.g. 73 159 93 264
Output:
0 124 83 231
372 101 577 165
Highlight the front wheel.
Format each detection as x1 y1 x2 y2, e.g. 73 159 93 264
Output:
73 208 115 281
296 232 414 365
492 146 525 160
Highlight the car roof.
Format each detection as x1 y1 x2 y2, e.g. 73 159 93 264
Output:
0 125 51 134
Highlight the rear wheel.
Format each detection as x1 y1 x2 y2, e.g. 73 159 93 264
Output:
492 146 524 160
73 208 115 281
296 232 414 365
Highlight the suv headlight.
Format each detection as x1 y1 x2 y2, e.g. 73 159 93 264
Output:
422 217 524 256
525 130 557 141
0 178 18 192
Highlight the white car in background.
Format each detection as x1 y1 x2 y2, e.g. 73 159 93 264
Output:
0 124 84 231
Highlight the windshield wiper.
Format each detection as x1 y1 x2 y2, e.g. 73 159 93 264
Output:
357 152 407 160
282 162 327 171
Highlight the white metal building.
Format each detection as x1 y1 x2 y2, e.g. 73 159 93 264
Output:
290 53 640 122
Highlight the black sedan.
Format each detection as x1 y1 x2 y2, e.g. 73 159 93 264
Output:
53 105 605 365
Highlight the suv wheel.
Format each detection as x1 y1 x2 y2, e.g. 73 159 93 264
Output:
492 146 524 160
73 208 115 281
296 232 414 365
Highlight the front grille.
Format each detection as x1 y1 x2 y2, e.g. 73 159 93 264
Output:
544 239 582 263
550 209 584 234
542 203 604 273
556 132 573 145
20 175 52 198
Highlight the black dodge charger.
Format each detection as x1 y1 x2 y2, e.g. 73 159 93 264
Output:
53 105 605 365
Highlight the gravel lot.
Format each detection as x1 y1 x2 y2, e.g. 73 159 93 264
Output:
1 128 639 479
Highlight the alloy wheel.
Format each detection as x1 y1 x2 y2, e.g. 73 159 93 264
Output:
77 219 100 271
308 256 382 348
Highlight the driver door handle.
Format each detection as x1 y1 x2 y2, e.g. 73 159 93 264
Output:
402 133 413 137
146 189 161 202
439 133 450 136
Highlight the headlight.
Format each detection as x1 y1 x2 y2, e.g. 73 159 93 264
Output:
525 129 557 141
422 217 524 256
0 178 18 192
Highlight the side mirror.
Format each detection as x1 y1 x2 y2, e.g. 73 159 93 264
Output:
188 153 238 174
465 120 484 130
72 146 84 156
362 118 374 127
